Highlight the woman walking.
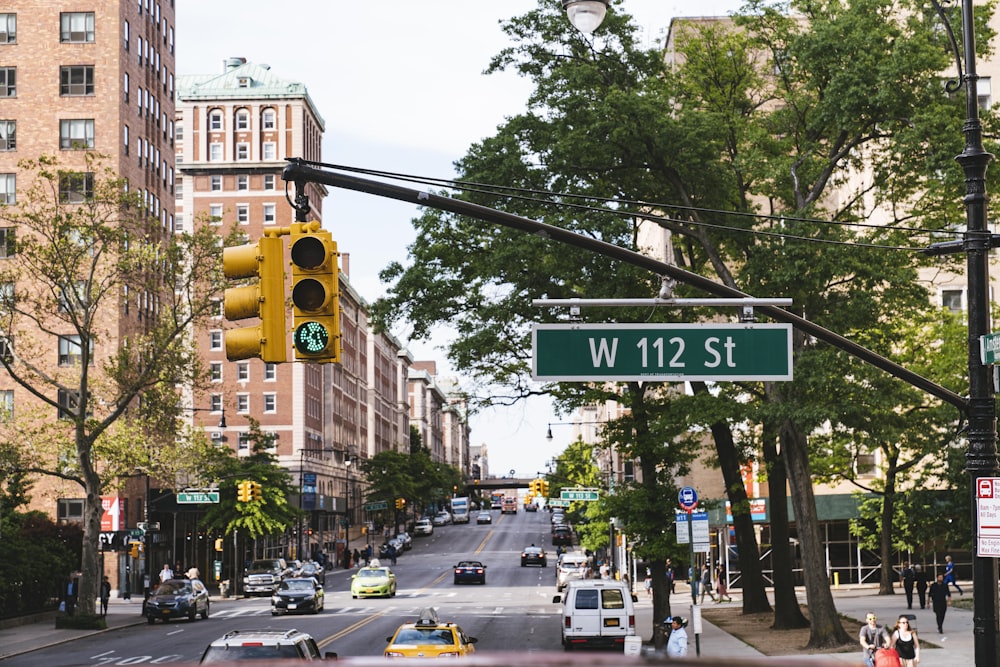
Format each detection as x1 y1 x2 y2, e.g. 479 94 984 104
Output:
714 564 732 603
889 614 920 666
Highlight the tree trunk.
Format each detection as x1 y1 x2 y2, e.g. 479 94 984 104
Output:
78 438 102 617
762 421 809 629
879 460 897 595
691 382 771 614
782 422 852 648
650 558 671 649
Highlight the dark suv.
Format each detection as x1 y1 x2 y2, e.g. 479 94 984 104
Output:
243 558 291 597
200 629 336 662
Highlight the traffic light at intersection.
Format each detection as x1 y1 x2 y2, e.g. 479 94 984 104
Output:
540 479 550 497
395 497 406 510
251 481 262 501
237 480 251 502
289 221 340 363
222 234 287 363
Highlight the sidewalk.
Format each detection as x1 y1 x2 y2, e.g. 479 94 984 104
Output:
0 581 974 663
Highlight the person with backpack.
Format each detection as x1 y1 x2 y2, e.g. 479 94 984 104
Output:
859 612 889 667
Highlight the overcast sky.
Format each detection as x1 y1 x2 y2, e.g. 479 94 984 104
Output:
176 1 744 478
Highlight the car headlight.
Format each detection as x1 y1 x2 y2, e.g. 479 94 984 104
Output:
385 652 405 658
271 595 279 603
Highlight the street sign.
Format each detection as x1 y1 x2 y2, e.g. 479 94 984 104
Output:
675 510 710 546
532 323 793 382
560 488 601 501
136 521 160 531
176 492 219 504
977 477 1000 557
548 499 570 508
982 333 1000 365
678 486 698 511
365 500 388 511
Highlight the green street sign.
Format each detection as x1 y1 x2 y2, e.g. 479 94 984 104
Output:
548 499 570 508
365 501 388 511
982 332 1000 364
532 323 793 382
561 488 600 501
177 492 220 504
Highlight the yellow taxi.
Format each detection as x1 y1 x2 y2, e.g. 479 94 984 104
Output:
384 607 478 658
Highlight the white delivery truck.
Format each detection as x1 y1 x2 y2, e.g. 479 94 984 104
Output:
450 496 470 523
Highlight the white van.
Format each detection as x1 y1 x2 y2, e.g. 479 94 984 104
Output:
552 579 637 650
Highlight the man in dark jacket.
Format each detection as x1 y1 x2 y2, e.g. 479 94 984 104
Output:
928 572 951 633
901 561 915 609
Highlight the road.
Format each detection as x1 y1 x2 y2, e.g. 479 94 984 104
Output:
5 507 567 666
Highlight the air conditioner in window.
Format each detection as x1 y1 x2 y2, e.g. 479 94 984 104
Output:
210 432 223 440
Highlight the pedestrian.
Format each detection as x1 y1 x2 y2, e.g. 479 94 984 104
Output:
99 575 111 617
900 561 915 609
599 561 611 580
665 616 688 658
389 543 397 566
159 563 174 583
715 564 732 602
700 564 716 604
928 572 951 633
914 564 928 609
174 562 183 580
61 573 78 616
943 554 962 595
366 543 373 563
353 548 361 567
889 614 920 667
186 566 200 580
666 558 675 593
858 612 889 667
643 567 652 599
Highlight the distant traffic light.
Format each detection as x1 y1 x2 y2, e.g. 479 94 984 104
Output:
251 481 262 501
289 221 340 363
395 497 406 510
129 541 141 559
222 234 287 363
237 480 251 502
214 538 224 552
540 480 550 497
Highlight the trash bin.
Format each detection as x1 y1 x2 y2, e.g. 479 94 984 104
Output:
219 579 230 598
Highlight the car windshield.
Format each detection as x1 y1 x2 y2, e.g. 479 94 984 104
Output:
155 581 192 596
393 628 456 645
457 562 482 568
299 563 319 572
280 579 315 591
200 645 302 663
358 569 386 580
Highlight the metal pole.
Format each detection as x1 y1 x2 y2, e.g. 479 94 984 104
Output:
298 449 304 560
687 509 696 604
956 2 1000 664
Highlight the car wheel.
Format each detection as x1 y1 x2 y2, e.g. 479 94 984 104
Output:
542 560 548 567
271 610 279 616
201 602 210 619
189 606 197 621
521 562 526 567
454 578 460 585
147 616 155 625
352 594 357 599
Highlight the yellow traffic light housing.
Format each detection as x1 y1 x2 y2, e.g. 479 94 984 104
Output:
540 480 550 497
251 481 262 501
222 234 287 363
395 497 405 510
289 221 340 363
237 480 251 502
214 538 224 551
129 541 141 559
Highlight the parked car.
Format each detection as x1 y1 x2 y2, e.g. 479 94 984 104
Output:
476 511 493 525
556 553 591 591
384 607 478 658
271 577 324 615
294 560 326 586
200 629 335 662
146 578 210 623
521 545 548 567
414 518 434 536
453 560 487 585
432 511 452 526
395 531 413 550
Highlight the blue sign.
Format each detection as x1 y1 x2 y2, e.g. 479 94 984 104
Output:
678 486 698 510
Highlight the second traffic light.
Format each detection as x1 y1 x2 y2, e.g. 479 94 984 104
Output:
222 234 287 363
289 221 340 363
395 497 406 510
237 480 251 502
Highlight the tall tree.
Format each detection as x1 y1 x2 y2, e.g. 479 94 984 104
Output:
0 155 223 615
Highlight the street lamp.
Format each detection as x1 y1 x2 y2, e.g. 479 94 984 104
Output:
563 0 608 34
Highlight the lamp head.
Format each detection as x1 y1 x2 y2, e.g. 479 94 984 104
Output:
563 0 609 34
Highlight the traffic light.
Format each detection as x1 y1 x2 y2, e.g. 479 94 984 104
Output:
214 538 224 552
289 221 340 363
395 497 406 510
222 234 287 363
129 541 141 559
540 480 550 497
251 481 262 501
237 480 251 502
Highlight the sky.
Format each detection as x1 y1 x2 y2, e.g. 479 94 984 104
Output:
176 0 744 478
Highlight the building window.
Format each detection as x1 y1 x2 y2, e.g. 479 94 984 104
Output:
263 203 275 224
0 389 13 420
209 143 223 161
236 204 249 224
0 228 15 257
57 498 85 522
262 142 276 160
235 143 249 161
209 330 222 350
210 361 222 382
237 432 250 453
60 12 95 43
60 119 95 150
0 67 15 97
263 174 275 191
942 289 964 313
262 109 276 129
236 393 249 414
237 362 249 381
856 453 876 477
123 20 129 50
264 363 276 381
236 175 248 191
236 110 249 130
0 173 13 204
210 175 221 191
210 393 223 412
263 393 276 413
0 120 14 151
208 110 223 131
123 124 129 155
208 204 223 223
60 66 95 96
58 172 93 203
0 14 15 44
59 335 93 366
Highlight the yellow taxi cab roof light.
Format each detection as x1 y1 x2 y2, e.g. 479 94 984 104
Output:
415 607 441 627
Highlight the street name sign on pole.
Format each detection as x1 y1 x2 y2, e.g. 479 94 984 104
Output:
976 477 1000 556
364 500 388 511
532 323 793 382
561 488 600 501
176 492 219 504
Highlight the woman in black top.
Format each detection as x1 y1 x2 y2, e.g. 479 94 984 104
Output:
889 615 920 666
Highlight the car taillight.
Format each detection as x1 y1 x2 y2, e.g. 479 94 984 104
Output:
628 614 635 627
564 616 571 628
240 643 264 647
476 569 483 574
454 569 461 574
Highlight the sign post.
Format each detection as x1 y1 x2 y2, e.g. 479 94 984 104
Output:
678 486 701 656
976 477 1000 556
